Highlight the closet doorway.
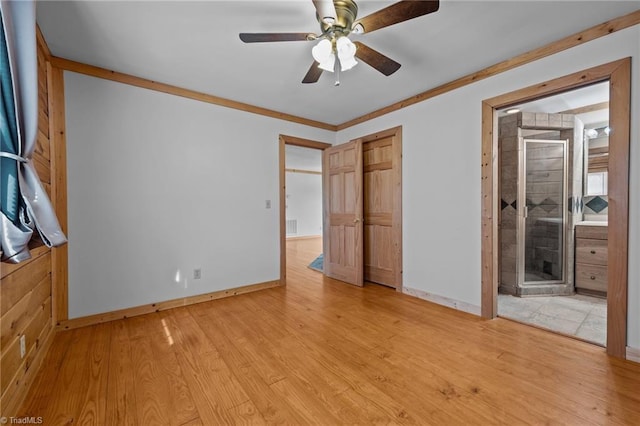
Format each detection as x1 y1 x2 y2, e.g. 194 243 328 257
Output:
323 126 403 290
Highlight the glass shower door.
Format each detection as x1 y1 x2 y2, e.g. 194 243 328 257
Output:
522 139 568 284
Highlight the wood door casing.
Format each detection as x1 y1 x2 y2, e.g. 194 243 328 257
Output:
323 140 364 286
279 135 332 284
361 127 402 289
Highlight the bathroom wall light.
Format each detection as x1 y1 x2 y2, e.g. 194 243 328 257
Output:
505 108 520 114
585 128 598 138
604 126 611 135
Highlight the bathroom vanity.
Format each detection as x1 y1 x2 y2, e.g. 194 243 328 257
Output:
575 222 608 297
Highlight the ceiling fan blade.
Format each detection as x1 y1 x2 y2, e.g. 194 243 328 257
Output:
312 0 338 24
302 61 323 84
239 33 313 43
353 0 439 34
354 42 401 76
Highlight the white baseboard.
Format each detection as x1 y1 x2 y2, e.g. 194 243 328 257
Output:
402 286 481 316
627 346 640 363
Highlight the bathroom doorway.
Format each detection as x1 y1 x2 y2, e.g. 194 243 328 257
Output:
496 86 607 345
481 59 630 358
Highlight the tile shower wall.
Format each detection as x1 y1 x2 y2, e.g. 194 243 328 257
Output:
584 195 609 215
499 113 519 294
499 112 583 296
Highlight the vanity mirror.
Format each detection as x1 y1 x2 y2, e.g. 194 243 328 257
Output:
584 124 609 196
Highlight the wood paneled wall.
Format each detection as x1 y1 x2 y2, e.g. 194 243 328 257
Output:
0 28 56 417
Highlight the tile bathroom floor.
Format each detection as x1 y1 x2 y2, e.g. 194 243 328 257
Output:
498 293 606 346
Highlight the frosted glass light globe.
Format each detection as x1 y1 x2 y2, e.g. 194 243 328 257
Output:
336 36 357 71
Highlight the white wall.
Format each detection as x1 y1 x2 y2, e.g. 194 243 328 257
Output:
65 24 640 348
286 172 322 237
285 145 322 237
336 26 640 348
64 72 333 318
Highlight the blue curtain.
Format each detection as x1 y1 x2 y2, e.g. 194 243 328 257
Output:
0 0 66 263
1 10 26 231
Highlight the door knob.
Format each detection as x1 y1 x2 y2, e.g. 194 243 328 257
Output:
590 275 596 280
590 250 596 254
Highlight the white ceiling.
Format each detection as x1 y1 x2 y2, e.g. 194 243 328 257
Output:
501 81 609 125
36 1 640 126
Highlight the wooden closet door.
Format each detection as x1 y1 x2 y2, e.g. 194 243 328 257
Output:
363 132 401 289
322 140 364 286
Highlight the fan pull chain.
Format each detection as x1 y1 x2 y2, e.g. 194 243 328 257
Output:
334 57 341 86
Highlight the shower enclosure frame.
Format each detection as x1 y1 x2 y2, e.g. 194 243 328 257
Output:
517 138 569 288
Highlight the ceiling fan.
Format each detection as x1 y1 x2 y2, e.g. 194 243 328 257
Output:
239 0 440 85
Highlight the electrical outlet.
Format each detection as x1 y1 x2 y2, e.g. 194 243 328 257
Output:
19 335 26 359
193 268 202 280
265 200 271 209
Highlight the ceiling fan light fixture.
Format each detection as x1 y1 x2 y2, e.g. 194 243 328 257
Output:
322 16 336 25
318 53 336 72
313 38 336 72
336 36 357 71
339 55 357 71
239 0 442 85
312 39 332 63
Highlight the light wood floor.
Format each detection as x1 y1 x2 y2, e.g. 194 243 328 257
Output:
19 237 640 425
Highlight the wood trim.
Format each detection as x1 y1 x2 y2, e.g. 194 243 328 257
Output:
279 137 287 284
559 101 609 115
48 64 68 325
50 56 337 132
481 101 498 318
483 59 627 109
355 126 402 142
0 245 49 279
0 324 55 417
279 135 333 150
35 25 51 59
56 280 281 331
356 126 403 291
606 58 630 358
481 58 631 359
285 168 322 176
279 134 329 286
336 10 640 130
